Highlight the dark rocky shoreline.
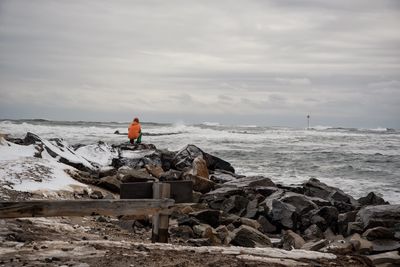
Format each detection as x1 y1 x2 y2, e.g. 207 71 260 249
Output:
4 132 400 266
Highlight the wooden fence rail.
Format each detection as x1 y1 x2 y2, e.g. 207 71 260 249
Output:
0 199 175 219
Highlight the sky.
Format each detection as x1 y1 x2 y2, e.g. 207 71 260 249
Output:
0 0 399 128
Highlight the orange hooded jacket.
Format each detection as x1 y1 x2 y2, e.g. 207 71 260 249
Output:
128 121 141 139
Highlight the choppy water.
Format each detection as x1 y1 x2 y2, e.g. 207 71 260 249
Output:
1 119 399 204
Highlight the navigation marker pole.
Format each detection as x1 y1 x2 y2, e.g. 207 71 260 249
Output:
307 114 310 130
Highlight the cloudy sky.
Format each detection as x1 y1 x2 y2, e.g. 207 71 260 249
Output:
0 0 399 127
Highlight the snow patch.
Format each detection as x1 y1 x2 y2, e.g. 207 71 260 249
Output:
0 141 89 193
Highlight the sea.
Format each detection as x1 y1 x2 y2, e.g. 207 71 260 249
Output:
1 119 399 204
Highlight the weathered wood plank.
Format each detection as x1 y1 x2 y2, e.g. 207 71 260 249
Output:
0 199 175 219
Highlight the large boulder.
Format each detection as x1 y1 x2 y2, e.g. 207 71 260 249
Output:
223 176 275 188
303 178 357 209
348 233 373 254
362 227 395 240
221 195 249 216
337 211 358 235
187 156 209 179
97 176 121 193
172 144 234 173
189 210 221 228
184 174 215 194
356 204 400 230
268 199 298 230
303 224 324 241
358 192 388 206
367 251 400 266
230 225 272 248
257 216 277 234
119 169 156 183
210 170 244 184
301 206 339 233
280 192 318 215
29 134 98 173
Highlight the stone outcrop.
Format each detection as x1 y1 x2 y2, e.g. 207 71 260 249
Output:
356 204 400 229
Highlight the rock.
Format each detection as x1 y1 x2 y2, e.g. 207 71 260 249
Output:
230 225 272 248
269 199 298 230
159 169 182 181
370 239 400 253
316 206 339 230
145 164 165 178
215 225 231 244
357 204 400 230
187 238 212 246
223 176 275 188
97 176 121 193
89 190 104 199
219 213 241 226
301 239 329 251
348 233 373 254
99 167 117 178
172 144 234 173
337 211 358 235
321 239 353 254
257 216 277 234
221 195 249 216
303 178 355 205
202 152 235 173
192 224 221 245
119 169 156 183
160 149 176 171
244 199 258 218
362 227 395 240
282 230 305 250
34 135 97 172
358 192 388 206
254 186 280 197
347 222 364 236
303 206 339 232
23 132 42 145
280 192 318 215
323 228 340 241
210 170 244 184
180 206 195 215
304 224 323 241
192 191 202 203
184 174 215 194
240 218 261 231
189 210 221 228
367 251 400 266
188 156 209 179
177 216 201 227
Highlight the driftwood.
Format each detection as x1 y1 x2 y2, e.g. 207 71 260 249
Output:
0 199 175 219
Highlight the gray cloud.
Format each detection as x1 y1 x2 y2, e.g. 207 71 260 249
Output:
0 0 399 127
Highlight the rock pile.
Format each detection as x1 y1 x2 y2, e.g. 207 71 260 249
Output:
6 133 400 265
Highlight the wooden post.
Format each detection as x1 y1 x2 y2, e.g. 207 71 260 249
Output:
158 183 171 243
152 182 161 243
152 182 171 243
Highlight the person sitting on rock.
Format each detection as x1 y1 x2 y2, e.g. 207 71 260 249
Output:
128 117 142 144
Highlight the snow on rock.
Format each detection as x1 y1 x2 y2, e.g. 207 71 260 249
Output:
0 137 36 160
0 139 89 195
74 142 118 167
41 138 97 172
121 149 155 159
